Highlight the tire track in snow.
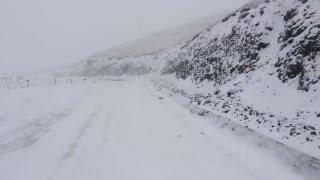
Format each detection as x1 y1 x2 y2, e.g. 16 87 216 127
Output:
0 109 71 158
62 106 102 160
49 105 104 180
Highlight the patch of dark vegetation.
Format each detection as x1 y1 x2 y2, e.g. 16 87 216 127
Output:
162 58 193 80
277 5 320 90
295 28 320 57
174 60 193 79
304 125 316 131
266 26 273 31
240 7 251 13
198 110 209 116
284 9 298 21
222 12 237 22
260 9 265 16
257 42 270 50
310 131 317 136
286 61 304 79
214 89 220 95
299 0 308 4
163 22 269 84
279 21 307 43
239 12 250 19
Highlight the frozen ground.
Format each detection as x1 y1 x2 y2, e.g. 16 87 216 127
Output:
0 78 318 180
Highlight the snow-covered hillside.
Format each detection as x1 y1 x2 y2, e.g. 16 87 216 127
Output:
65 0 320 162
159 0 320 159
2 0 320 179
148 0 320 160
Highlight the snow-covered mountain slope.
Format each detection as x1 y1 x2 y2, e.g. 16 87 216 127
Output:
157 0 320 159
164 0 320 91
64 0 320 160
1 0 320 178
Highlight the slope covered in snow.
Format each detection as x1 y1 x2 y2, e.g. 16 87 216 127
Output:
158 0 320 159
1 0 320 178
64 0 320 161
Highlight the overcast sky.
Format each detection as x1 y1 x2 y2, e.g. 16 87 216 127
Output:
0 0 248 74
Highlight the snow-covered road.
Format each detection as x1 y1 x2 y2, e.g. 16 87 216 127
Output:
0 79 308 180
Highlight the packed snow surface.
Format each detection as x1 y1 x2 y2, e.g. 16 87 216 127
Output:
0 78 315 180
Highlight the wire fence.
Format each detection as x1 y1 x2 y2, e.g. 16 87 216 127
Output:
0 75 120 90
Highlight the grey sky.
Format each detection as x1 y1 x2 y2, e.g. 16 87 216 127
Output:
0 0 249 74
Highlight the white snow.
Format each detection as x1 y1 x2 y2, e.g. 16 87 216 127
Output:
0 78 313 180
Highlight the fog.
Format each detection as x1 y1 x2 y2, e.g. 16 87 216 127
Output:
0 0 249 74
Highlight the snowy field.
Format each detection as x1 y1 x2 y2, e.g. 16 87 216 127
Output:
0 78 318 180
